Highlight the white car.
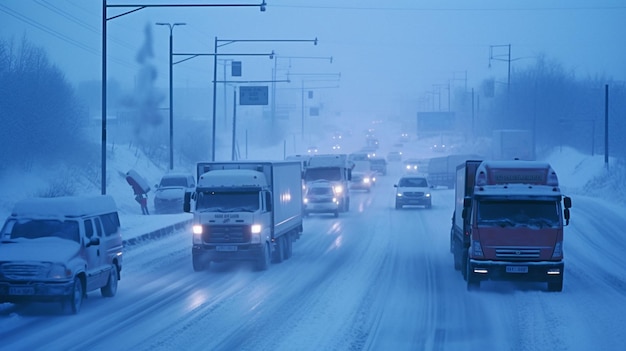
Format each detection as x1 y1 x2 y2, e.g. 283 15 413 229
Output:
154 173 196 214
394 175 433 209
303 181 340 217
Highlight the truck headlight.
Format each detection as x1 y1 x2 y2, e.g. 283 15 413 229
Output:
552 241 563 259
425 193 431 198
192 225 204 244
363 177 370 183
334 185 343 194
251 224 262 234
471 240 484 258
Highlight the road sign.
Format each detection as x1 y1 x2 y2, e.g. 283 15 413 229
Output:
239 86 268 105
231 61 242 76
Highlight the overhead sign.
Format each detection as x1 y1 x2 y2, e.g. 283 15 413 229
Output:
239 86 268 106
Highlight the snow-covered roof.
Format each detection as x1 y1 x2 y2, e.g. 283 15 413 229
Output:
10 195 118 218
198 169 267 188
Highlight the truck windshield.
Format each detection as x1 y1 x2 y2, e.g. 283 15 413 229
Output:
2 219 80 243
477 200 560 228
196 191 259 212
305 168 342 182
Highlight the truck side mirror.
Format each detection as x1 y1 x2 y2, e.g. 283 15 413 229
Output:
564 208 570 226
463 197 471 207
563 196 572 209
183 192 191 213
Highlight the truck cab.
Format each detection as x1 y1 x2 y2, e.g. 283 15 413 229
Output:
452 160 572 292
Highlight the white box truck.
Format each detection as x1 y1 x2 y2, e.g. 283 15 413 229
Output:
184 161 304 271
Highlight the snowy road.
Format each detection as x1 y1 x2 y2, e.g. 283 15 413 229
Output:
1 165 626 351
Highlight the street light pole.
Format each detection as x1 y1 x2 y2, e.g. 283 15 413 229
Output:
489 44 511 92
156 22 185 170
101 0 266 194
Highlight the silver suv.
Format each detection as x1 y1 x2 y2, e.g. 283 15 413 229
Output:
303 181 340 217
394 175 433 209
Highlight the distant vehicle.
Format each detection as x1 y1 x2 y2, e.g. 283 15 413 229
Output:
350 171 374 192
403 158 429 173
303 180 340 217
332 132 343 140
387 151 402 162
304 154 353 212
394 175 432 209
365 137 379 149
0 195 123 314
153 173 196 214
399 133 410 142
369 157 387 176
426 154 482 189
431 144 447 153
307 146 319 154
332 144 341 151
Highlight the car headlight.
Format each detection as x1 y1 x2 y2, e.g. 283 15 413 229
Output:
48 263 72 279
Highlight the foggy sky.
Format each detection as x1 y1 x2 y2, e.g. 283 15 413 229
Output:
1 0 624 119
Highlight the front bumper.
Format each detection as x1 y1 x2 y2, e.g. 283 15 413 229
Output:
192 243 263 262
468 259 564 283
304 202 339 214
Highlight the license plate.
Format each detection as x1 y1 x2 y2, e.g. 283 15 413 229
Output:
216 245 237 252
9 286 35 295
506 266 528 273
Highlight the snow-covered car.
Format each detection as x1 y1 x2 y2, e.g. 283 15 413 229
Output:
303 181 340 217
153 173 196 214
0 195 123 314
394 175 433 209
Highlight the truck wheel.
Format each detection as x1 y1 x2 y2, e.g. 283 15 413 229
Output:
62 277 84 315
255 242 271 271
192 254 209 272
461 250 469 280
284 233 293 259
273 236 285 263
466 266 480 291
548 279 563 292
101 264 118 297
452 239 461 271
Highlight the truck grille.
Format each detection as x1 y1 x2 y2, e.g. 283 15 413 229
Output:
495 248 541 260
403 191 425 197
1 262 48 280
202 225 250 243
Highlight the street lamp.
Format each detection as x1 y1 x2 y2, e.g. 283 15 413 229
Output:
489 44 511 91
156 22 186 170
101 0 267 194
211 37 318 161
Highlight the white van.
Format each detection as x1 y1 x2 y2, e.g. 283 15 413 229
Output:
0 195 123 314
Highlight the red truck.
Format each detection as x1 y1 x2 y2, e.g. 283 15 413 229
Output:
450 160 572 291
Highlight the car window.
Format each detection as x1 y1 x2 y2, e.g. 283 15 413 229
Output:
400 178 427 187
161 176 188 187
